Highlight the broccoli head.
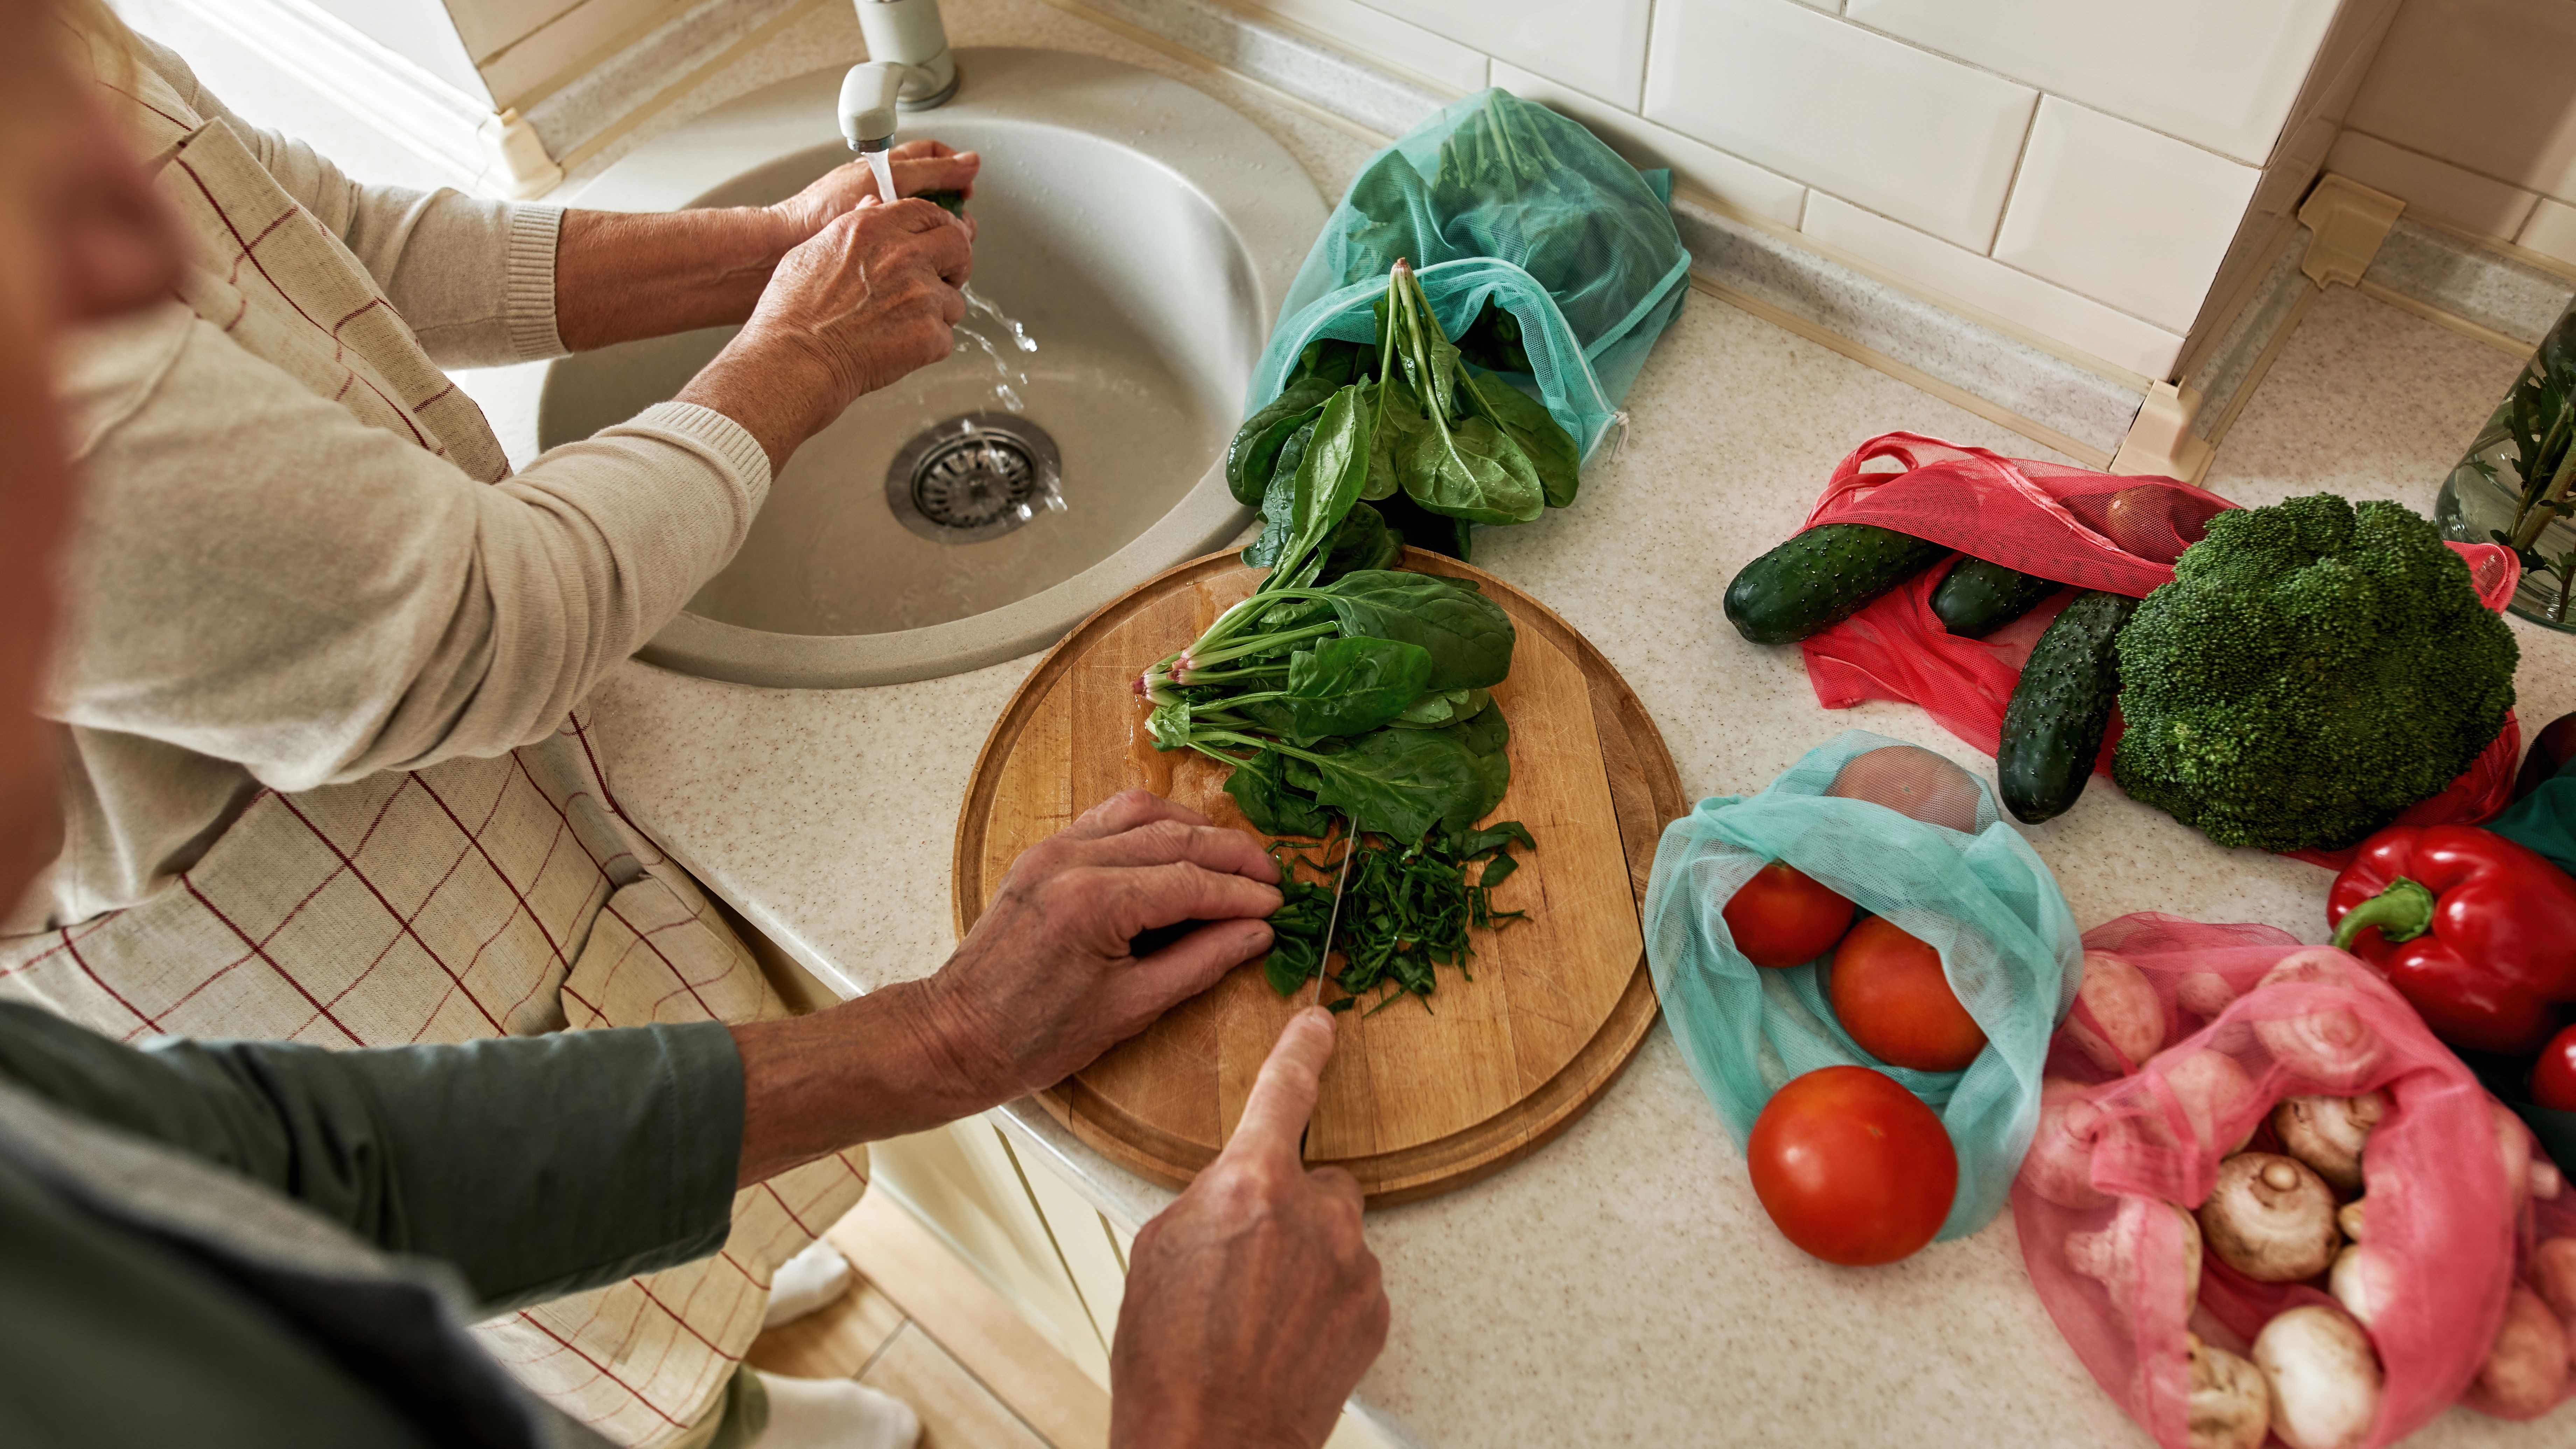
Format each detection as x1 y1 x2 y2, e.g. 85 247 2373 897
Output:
2110 493 2518 853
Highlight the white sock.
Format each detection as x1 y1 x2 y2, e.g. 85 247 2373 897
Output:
762 1239 857 1328
753 1371 921 1449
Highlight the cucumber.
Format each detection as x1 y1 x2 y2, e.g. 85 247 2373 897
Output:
1722 523 1949 645
1932 557 2063 638
1997 590 2141 824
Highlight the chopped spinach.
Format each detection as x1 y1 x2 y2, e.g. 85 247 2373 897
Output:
1260 824 1535 1011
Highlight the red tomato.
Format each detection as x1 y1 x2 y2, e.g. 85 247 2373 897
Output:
1747 1065 1957 1265
1722 861 1856 968
2535 1024 2576 1112
1828 916 1987 1073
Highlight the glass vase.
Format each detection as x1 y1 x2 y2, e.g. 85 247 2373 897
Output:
2435 298 2576 630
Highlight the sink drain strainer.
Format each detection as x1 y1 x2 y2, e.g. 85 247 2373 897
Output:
887 412 1061 544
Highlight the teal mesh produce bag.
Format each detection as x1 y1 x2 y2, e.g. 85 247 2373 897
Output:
1248 87 1691 464
1643 732 2083 1238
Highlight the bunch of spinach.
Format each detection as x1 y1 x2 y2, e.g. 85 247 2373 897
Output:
1262 823 1534 1012
1227 260 1580 566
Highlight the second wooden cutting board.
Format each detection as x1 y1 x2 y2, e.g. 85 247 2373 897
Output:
954 548 1682 1204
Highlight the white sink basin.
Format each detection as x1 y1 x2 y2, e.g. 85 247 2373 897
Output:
541 48 1325 686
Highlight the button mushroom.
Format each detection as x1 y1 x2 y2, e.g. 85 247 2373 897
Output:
2027 1078 2106 1209
2253 1305 2383 1449
2476 1285 2569 1417
2249 951 2385 1091
2140 1048 2258 1155
2179 970 2239 1021
2186 1333 2271 1449
2329 1244 2398 1329
2067 950 2165 1074
2335 1198 2365 1244
2535 1238 2576 1336
2198 1153 2340 1283
2272 1092 2385 1195
2067 1197 2202 1330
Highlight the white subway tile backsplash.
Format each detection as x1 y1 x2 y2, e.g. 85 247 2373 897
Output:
2327 130 2539 238
2345 0 2576 205
1356 0 1649 108
2519 198 2576 272
1231 0 1490 97
1489 59 1807 228
1846 0 2338 164
1992 99 2260 332
1642 0 2035 251
1804 194 2185 376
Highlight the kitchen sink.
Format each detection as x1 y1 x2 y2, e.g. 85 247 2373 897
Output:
541 47 1325 687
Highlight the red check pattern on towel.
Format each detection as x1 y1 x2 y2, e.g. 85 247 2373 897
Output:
0 62 864 1447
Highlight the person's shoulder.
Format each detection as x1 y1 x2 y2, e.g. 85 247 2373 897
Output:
54 303 201 461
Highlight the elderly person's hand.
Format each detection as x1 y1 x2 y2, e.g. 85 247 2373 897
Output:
768 138 980 236
728 791 1281 1181
1110 1009 1390 1449
676 195 975 472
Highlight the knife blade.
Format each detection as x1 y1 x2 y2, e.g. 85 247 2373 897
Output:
1299 831 1354 1165
1311 829 1354 1012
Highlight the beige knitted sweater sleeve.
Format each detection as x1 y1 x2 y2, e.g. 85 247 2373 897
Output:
28 44 774 927
138 34 565 369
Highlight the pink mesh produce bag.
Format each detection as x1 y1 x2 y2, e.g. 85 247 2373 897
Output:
2465 1113 2576 1420
2013 913 2514 1449
1790 433 2526 868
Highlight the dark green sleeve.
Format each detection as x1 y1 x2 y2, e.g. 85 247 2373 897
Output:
0 1002 743 1310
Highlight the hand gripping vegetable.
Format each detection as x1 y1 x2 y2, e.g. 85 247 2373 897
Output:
2326 824 2576 1056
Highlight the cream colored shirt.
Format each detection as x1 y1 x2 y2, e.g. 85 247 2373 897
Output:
24 41 772 929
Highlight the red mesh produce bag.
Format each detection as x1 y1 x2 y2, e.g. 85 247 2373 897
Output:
1791 434 2526 868
2466 1111 2576 1420
2014 913 2514 1449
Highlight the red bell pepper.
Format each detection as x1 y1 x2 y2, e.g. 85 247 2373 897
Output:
2327 825 2576 1056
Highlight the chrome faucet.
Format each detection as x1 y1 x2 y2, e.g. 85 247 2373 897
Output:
839 0 959 152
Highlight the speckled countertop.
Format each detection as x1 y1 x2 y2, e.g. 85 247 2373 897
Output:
448 6 2576 1444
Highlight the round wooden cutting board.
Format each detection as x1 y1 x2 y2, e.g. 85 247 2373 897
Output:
953 548 1685 1205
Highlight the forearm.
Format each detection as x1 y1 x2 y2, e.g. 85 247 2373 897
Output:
0 1003 744 1308
555 206 805 351
730 979 1006 1186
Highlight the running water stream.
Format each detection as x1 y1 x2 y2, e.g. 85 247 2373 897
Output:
955 282 1038 414
864 148 897 205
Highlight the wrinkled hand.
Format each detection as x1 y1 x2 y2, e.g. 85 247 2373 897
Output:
1110 1009 1389 1449
919 790 1282 1104
678 195 975 469
769 139 981 237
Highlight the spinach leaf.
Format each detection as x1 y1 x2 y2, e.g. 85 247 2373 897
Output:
1388 265 1544 526
1454 819 1535 857
1370 489 1472 561
1433 701 1513 818
1460 368 1580 509
1291 337 1373 388
1456 295 1533 375
1304 727 1488 841
1319 570 1516 691
1313 502 1401 586
1282 635 1433 741
1400 412 1546 525
1223 747 1333 838
1268 384 1375 587
1241 413 1320 567
1226 376 1332 506
1362 377 1422 503
1390 686 1489 729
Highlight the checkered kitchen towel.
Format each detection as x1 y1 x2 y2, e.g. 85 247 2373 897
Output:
0 62 863 1447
